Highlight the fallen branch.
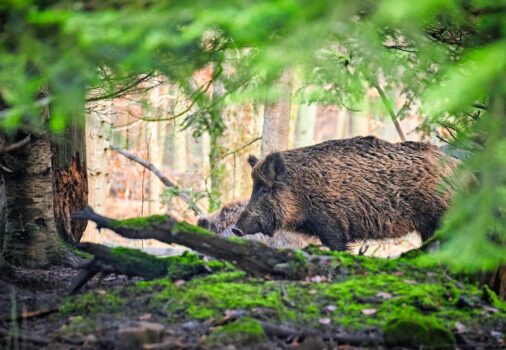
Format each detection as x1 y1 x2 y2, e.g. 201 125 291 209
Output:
1 307 58 322
110 145 204 216
72 207 320 280
70 242 210 293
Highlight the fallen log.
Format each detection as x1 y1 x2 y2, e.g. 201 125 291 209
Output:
72 207 322 281
69 242 213 294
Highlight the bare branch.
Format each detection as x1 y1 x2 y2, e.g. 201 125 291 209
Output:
219 136 262 160
86 73 155 103
370 81 406 141
110 145 204 216
0 134 31 155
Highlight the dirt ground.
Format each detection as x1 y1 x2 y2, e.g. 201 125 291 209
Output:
1 252 505 350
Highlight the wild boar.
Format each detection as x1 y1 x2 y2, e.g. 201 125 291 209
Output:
233 136 459 251
197 200 320 249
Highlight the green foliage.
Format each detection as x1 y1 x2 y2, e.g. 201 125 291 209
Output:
160 187 207 216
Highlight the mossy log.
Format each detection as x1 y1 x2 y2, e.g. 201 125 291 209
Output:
70 243 212 293
72 206 323 282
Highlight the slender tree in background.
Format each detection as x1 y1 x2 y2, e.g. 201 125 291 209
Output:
261 71 293 156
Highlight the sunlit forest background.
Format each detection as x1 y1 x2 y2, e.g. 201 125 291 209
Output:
85 72 431 254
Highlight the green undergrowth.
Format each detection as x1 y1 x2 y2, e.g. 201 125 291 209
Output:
205 317 266 347
60 250 506 344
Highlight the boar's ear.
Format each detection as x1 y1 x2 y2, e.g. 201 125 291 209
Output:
264 152 287 182
247 154 259 168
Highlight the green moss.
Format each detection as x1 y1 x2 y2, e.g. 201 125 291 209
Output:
53 246 505 344
287 250 308 278
384 314 456 349
172 221 214 236
69 246 94 260
205 317 266 347
59 291 125 315
111 214 169 229
226 236 248 245
481 285 506 310
165 251 208 280
110 247 169 278
61 316 97 336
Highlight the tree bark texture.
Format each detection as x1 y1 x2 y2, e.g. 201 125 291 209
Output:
261 71 293 156
3 136 63 267
52 120 88 243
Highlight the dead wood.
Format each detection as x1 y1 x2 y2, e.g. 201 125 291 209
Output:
72 206 320 281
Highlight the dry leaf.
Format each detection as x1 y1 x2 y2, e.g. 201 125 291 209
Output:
361 308 377 316
319 317 331 325
454 322 466 333
376 292 393 300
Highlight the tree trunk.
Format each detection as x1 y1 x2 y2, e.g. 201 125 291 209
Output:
294 104 317 148
1 109 87 267
261 71 293 156
3 134 64 267
82 100 112 243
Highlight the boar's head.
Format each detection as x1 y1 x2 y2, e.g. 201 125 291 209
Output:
233 152 301 237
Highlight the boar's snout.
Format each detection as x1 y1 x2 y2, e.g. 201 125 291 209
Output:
231 226 244 236
235 215 272 236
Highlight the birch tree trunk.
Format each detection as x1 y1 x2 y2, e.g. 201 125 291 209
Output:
294 104 317 148
82 101 112 243
1 105 87 267
261 71 293 156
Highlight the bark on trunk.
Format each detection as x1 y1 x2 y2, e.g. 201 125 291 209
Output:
261 71 293 156
3 135 63 267
52 120 88 243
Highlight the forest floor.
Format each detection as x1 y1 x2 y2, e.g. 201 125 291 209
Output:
0 247 505 350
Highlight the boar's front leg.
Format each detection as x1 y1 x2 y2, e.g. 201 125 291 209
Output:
303 220 348 251
319 233 348 251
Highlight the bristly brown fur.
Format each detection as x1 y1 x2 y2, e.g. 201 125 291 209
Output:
236 136 460 251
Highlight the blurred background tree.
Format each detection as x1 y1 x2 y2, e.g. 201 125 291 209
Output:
0 0 504 290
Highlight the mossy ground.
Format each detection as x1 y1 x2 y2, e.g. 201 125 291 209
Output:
55 249 506 348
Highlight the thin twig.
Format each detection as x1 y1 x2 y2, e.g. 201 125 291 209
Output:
370 81 406 141
219 137 262 160
0 134 31 155
86 74 154 102
110 145 204 216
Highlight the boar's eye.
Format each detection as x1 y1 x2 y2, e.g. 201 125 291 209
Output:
258 186 270 195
